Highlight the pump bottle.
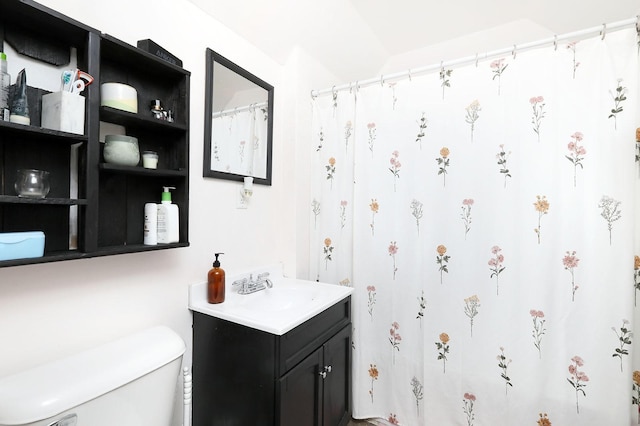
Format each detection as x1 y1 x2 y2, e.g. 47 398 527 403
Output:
207 253 225 304
157 186 179 244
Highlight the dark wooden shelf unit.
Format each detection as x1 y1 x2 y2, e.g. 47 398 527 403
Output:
0 0 190 267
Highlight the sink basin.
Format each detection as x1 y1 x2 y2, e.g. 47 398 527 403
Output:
189 264 353 335
236 286 318 312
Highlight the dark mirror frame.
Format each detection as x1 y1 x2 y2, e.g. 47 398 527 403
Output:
203 48 274 185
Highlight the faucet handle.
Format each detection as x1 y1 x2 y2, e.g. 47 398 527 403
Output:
232 278 248 286
257 272 270 280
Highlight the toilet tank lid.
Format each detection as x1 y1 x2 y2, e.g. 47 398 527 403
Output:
0 326 185 425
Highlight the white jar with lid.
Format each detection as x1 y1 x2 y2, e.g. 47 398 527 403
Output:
103 135 140 166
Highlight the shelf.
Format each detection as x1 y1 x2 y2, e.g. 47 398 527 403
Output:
100 107 187 132
6 0 97 46
100 34 191 77
0 195 88 205
98 164 187 177
0 119 88 143
95 242 190 255
0 251 87 268
0 242 189 268
0 0 190 268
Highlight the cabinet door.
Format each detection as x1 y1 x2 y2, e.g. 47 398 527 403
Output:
322 325 352 426
278 346 323 426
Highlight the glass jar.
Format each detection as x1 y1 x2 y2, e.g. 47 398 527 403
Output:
14 169 50 198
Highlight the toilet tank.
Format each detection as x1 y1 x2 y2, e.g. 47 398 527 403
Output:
0 326 185 426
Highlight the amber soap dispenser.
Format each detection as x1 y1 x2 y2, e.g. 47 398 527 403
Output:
207 253 225 304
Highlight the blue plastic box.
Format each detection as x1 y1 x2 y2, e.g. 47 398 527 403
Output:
0 231 45 261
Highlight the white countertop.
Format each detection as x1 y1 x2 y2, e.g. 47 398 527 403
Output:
188 264 353 335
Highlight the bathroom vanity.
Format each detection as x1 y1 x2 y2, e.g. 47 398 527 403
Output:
189 267 353 426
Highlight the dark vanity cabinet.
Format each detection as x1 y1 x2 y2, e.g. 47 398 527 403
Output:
192 297 352 426
0 0 190 267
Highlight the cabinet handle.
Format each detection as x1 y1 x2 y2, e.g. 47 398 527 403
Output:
319 365 332 379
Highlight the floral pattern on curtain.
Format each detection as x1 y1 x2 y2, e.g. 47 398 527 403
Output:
310 28 638 425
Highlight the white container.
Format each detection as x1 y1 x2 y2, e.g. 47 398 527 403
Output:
0 326 185 426
41 91 85 134
103 134 139 166
144 202 158 245
142 150 158 169
157 186 179 244
100 82 138 113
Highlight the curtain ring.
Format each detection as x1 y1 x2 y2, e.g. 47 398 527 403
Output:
512 44 517 59
475 53 479 67
310 90 317 100
408 69 412 81
553 35 558 51
380 74 384 86
601 23 607 40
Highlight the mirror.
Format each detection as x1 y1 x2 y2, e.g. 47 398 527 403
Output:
203 48 274 185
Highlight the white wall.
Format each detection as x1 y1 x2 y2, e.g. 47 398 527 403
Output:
0 1 295 421
3 0 638 423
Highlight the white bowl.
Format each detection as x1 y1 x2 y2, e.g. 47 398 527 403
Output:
101 83 138 113
104 135 139 166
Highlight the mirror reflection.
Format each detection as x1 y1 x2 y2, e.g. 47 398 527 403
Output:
203 48 274 185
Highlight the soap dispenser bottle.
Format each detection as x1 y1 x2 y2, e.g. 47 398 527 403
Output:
207 253 225 304
157 186 179 244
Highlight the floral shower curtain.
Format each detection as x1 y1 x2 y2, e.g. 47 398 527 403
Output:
310 27 639 425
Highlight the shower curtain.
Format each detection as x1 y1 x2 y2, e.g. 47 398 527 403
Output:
309 27 639 425
210 106 268 178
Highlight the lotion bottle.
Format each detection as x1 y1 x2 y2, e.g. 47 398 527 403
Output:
207 253 225 304
143 202 157 245
157 186 179 244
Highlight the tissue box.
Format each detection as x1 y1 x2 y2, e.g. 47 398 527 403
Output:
41 91 85 135
0 231 45 261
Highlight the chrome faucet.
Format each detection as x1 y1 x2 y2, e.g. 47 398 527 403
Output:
232 272 273 295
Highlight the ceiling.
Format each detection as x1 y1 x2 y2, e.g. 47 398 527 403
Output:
186 0 639 82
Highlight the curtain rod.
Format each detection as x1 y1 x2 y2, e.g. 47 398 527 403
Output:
212 101 268 119
311 16 639 98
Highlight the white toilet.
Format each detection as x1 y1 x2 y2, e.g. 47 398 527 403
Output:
0 326 185 426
